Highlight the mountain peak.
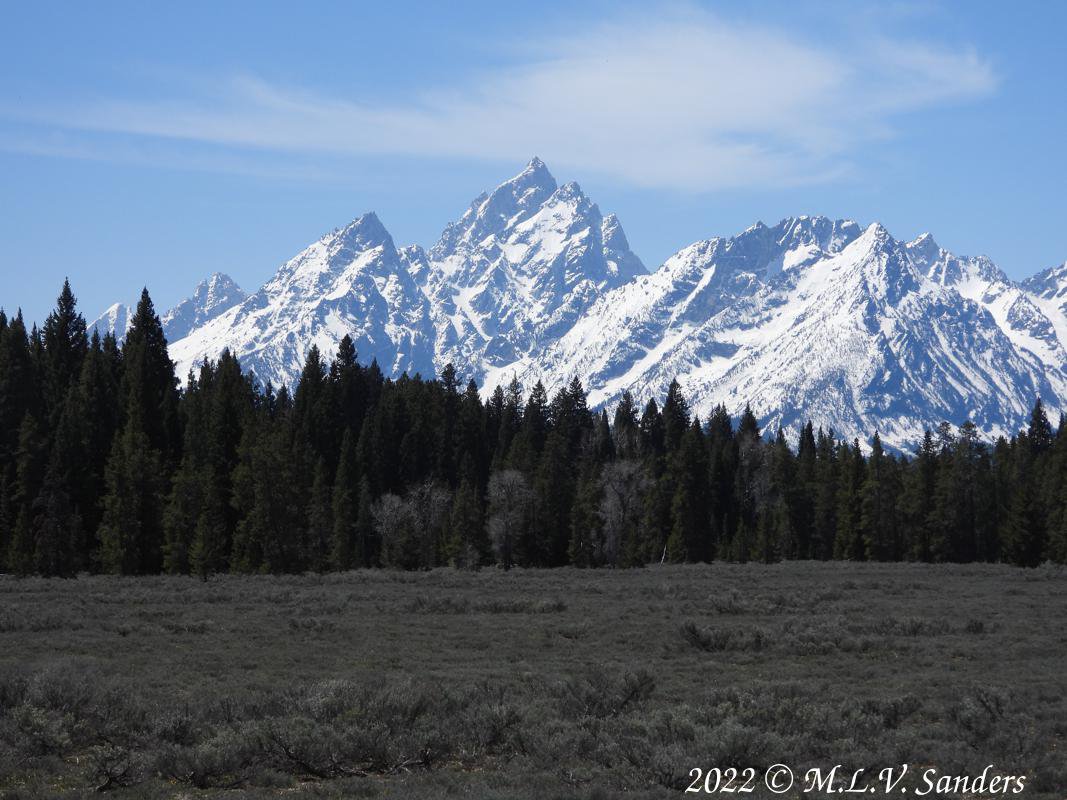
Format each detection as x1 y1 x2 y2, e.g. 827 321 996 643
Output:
554 180 586 201
520 155 550 177
906 232 942 263
430 160 558 259
505 156 557 194
337 212 394 251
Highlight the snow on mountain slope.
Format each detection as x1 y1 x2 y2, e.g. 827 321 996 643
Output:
417 157 646 381
490 217 1065 451
169 213 436 386
88 302 133 342
910 235 1067 381
88 272 247 345
162 273 248 342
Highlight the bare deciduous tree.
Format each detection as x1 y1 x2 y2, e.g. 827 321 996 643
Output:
372 482 451 569
598 460 648 566
487 470 533 570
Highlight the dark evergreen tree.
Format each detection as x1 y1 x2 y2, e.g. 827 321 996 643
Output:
121 289 180 463
611 390 640 459
41 279 88 424
446 477 486 568
861 433 900 560
903 430 938 561
665 420 710 562
305 459 333 572
661 379 691 454
833 440 865 561
330 428 360 570
98 407 165 574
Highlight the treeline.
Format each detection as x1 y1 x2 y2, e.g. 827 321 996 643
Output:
1 282 1065 577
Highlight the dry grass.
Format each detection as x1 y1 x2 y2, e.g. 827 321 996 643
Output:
0 562 1064 798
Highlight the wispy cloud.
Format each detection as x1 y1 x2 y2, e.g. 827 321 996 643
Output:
1 7 997 190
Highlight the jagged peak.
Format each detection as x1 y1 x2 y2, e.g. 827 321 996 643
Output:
554 179 584 198
863 221 892 240
193 272 243 295
905 231 942 262
336 212 395 251
601 213 626 241
501 156 557 194
431 160 559 258
207 271 240 285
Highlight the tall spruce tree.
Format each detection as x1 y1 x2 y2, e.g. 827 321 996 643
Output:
665 420 710 562
41 279 88 425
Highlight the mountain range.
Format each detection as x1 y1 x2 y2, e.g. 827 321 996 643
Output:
90 158 1067 451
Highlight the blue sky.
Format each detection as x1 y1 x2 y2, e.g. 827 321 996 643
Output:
1 0 1065 325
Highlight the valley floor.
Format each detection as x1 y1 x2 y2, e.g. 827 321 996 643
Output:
0 562 1064 799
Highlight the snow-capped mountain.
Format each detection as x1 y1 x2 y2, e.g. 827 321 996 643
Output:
89 273 246 344
89 302 133 342
168 213 436 385
500 216 1067 449
162 273 247 342
149 158 642 390
92 159 1067 450
412 157 645 382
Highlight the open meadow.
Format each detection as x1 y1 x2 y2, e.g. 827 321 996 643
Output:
0 562 1064 799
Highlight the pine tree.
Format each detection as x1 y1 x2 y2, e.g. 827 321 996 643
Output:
0 312 38 472
833 440 866 560
793 422 817 558
457 380 489 489
189 472 229 579
122 289 180 463
903 430 938 561
738 404 760 440
665 420 709 562
31 398 85 576
530 432 573 566
568 461 603 567
1001 428 1046 567
705 405 737 560
435 363 461 485
861 433 900 560
29 464 81 578
511 381 549 471
639 398 665 455
354 478 377 567
231 419 307 573
612 391 641 459
331 334 366 435
163 462 200 574
758 428 796 562
305 459 333 572
98 409 165 574
68 330 122 566
446 477 486 568
330 429 359 570
163 369 210 573
41 279 88 425
661 379 691 454
9 413 47 574
492 378 524 468
1027 398 1053 456
293 344 333 467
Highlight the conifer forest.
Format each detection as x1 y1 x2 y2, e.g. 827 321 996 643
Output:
1 281 1065 578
